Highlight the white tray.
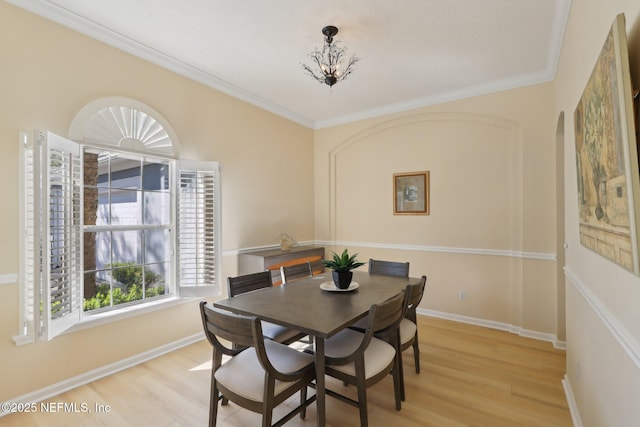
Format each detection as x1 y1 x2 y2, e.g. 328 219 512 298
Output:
320 281 359 292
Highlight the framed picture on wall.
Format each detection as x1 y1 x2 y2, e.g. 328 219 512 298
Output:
393 171 429 215
574 14 640 275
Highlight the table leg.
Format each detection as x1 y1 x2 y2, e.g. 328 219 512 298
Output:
314 335 325 427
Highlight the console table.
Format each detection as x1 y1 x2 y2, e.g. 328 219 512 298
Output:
238 245 325 285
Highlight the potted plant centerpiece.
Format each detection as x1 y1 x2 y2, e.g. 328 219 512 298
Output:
322 249 365 289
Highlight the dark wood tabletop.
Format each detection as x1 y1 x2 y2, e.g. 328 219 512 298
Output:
213 270 422 427
214 271 420 338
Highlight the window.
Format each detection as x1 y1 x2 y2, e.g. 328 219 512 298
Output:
18 100 220 343
83 150 173 313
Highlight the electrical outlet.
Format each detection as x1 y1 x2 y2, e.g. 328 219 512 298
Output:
459 291 466 300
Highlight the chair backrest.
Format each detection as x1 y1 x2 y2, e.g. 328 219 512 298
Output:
280 261 312 284
368 259 410 277
369 290 407 335
227 271 273 297
199 301 257 356
405 275 427 322
325 290 406 366
199 301 307 382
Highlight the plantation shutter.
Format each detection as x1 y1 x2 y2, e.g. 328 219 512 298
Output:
177 160 221 297
24 131 83 341
20 132 39 343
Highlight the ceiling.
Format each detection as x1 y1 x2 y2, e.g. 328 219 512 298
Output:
9 0 571 129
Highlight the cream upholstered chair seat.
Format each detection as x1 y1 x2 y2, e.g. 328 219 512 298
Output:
260 322 306 344
199 302 316 427
215 339 315 401
322 291 406 427
399 318 417 347
323 328 396 378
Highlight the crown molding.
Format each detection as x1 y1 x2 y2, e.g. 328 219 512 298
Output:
6 0 316 128
314 69 554 129
314 0 571 129
8 0 570 130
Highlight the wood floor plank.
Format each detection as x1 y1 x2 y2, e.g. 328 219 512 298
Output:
0 315 572 426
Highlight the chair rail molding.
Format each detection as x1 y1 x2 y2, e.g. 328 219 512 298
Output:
314 240 556 261
0 273 18 286
565 266 640 368
224 241 555 261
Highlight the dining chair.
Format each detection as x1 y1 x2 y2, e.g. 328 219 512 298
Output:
377 277 427 401
279 262 316 346
227 271 306 345
400 275 427 375
346 277 426 401
368 258 410 277
349 259 410 332
322 290 406 427
199 302 316 427
279 261 312 284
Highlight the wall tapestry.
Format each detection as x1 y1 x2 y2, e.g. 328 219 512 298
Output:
574 13 640 274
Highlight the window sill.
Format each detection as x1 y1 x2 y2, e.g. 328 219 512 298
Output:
66 296 199 334
12 297 200 345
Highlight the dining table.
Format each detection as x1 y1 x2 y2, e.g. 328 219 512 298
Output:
213 270 423 427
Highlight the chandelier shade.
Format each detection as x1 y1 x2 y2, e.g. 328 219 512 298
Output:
302 25 360 88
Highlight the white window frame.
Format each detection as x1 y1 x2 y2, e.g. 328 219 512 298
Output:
16 128 221 344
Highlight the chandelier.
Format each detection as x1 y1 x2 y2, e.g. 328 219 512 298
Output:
302 25 360 88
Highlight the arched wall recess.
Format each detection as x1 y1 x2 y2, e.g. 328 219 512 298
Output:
325 111 527 328
68 96 179 156
327 111 524 245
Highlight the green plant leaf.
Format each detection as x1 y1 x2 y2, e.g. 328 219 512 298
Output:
321 249 365 271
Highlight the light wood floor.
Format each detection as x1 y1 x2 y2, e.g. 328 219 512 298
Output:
0 316 572 427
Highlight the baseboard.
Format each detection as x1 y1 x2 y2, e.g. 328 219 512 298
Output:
3 308 565 414
1 332 204 415
420 308 566 349
562 374 583 427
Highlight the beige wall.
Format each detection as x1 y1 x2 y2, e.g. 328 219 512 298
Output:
554 0 640 425
6 1 640 423
314 83 558 336
0 2 313 401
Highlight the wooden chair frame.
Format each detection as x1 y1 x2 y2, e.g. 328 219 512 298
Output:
227 271 306 345
323 290 406 427
368 259 410 277
401 275 427 375
199 302 316 427
227 270 275 297
279 261 313 284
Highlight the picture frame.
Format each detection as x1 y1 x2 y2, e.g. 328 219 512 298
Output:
394 171 429 215
574 14 640 275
